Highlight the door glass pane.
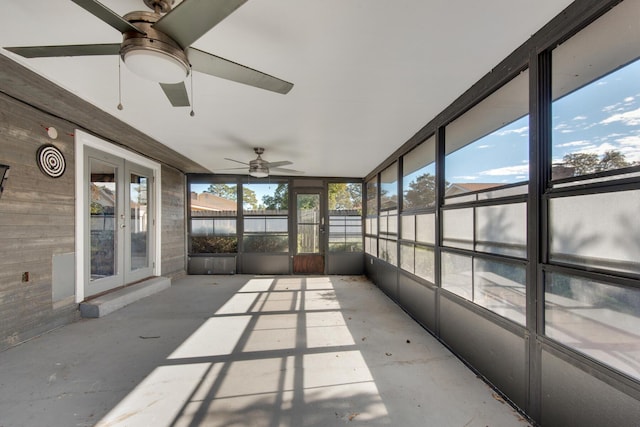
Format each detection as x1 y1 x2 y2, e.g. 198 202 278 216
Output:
130 173 149 271
297 194 320 254
90 159 117 280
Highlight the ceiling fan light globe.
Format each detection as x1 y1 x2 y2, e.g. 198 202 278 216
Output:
123 49 188 83
249 166 269 178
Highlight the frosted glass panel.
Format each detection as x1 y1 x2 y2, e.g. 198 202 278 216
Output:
400 243 414 274
546 272 640 381
401 215 415 240
442 252 472 299
415 245 435 283
476 203 526 258
416 213 435 244
443 208 473 250
549 190 640 274
474 259 526 325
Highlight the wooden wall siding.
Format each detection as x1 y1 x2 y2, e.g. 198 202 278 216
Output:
161 165 187 278
0 93 79 351
0 59 192 350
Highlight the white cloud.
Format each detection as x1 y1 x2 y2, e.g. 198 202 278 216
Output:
555 140 590 148
453 175 478 180
624 96 635 103
497 126 528 136
477 144 492 149
601 107 640 126
479 164 529 176
575 142 619 156
573 115 587 121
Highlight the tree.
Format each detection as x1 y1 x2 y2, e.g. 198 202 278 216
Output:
562 149 631 176
403 173 437 209
599 150 631 171
243 187 258 210
562 153 600 175
262 184 288 210
206 183 237 200
328 183 362 211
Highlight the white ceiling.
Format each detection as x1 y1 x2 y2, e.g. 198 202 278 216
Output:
0 0 574 177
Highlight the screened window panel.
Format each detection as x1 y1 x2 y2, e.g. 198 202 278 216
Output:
474 259 526 325
442 252 473 299
414 245 435 283
476 203 526 258
244 217 266 233
365 237 377 256
551 1 640 182
379 215 388 234
265 217 288 233
366 178 378 216
401 215 415 241
415 213 435 245
191 236 238 254
403 137 436 211
387 214 398 235
191 218 213 236
444 71 529 196
549 190 640 274
366 217 378 235
442 208 473 250
400 243 414 274
189 183 237 217
380 163 398 211
545 272 640 381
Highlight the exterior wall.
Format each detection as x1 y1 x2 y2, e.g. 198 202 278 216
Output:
161 165 187 278
0 93 79 351
0 94 188 352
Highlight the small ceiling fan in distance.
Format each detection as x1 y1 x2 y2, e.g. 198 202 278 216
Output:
4 0 293 107
222 147 304 178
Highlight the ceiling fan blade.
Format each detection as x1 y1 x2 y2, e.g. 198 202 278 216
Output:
216 167 249 171
70 0 144 35
271 167 304 175
224 158 250 166
4 43 121 58
188 48 293 94
265 160 293 168
154 0 247 49
159 82 190 107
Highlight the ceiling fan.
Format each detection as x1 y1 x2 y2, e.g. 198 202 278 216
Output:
4 0 293 107
223 147 304 178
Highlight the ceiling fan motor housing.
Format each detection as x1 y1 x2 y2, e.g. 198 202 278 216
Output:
143 0 175 14
120 11 190 81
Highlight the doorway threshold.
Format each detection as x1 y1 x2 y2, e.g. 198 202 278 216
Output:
80 277 171 318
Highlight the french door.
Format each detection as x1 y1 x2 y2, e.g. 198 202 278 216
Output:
85 147 154 296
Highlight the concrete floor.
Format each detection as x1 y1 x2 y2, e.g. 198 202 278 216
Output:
0 275 531 427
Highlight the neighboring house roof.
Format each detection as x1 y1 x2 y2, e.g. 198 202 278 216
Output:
445 183 501 197
191 192 237 212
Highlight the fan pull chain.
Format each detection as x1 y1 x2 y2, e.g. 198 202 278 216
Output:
189 66 195 117
117 57 123 110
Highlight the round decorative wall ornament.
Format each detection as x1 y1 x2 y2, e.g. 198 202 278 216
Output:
36 144 66 178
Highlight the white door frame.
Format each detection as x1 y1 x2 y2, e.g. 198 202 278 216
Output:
75 130 162 302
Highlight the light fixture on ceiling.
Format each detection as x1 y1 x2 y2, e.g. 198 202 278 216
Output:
120 11 190 83
249 165 269 178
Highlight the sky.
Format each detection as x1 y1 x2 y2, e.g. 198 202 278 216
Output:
446 57 640 184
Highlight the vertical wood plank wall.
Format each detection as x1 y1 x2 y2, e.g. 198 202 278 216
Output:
0 92 188 352
161 165 187 278
0 94 78 350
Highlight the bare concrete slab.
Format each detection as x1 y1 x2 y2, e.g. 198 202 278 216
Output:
79 276 171 318
0 275 531 427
